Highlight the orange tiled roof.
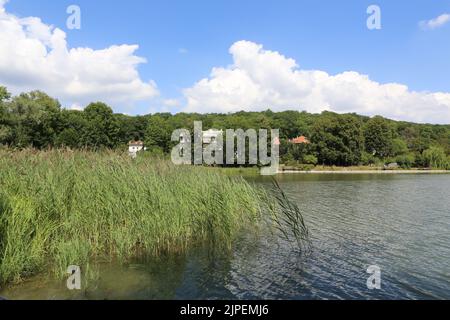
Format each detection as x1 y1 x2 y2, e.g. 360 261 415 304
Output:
129 140 144 146
289 136 310 144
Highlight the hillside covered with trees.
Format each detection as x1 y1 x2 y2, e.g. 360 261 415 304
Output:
1 87 449 169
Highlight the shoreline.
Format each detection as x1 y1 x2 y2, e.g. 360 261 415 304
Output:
278 170 450 174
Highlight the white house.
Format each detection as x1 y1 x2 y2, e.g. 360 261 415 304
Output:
129 140 145 158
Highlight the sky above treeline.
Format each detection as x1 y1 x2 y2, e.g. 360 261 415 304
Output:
1 0 450 124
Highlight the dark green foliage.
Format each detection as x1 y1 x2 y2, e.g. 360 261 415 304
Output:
363 116 395 158
145 115 172 153
311 113 364 166
0 87 10 102
6 91 61 148
81 102 120 149
0 86 448 167
395 153 416 169
422 146 448 169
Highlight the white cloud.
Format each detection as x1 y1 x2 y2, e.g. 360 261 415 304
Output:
163 98 181 107
183 40 450 124
0 0 7 11
0 1 158 109
69 103 83 111
420 13 450 30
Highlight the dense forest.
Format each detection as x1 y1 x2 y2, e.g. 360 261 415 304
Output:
1 86 449 169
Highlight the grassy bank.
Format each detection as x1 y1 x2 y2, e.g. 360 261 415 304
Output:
0 150 271 285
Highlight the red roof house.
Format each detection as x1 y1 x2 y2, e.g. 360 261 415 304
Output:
289 136 310 144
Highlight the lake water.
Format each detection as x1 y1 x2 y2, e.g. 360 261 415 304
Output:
1 174 449 300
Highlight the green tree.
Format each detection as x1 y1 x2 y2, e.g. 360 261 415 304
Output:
364 116 394 158
272 110 301 138
55 110 87 148
55 128 80 148
115 114 149 145
145 115 172 153
8 91 61 148
311 113 364 166
416 127 434 153
391 138 409 156
0 87 12 145
0 86 10 102
81 102 120 149
0 86 449 164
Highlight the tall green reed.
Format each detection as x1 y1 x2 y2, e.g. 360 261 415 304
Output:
0 150 267 285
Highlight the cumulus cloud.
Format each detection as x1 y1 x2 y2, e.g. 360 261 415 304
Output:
420 13 450 30
0 1 158 109
163 98 181 107
183 41 450 124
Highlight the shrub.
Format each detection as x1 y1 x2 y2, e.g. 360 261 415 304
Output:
422 146 448 169
361 152 377 166
395 153 416 169
302 155 318 166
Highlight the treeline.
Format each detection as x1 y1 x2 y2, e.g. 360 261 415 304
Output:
1 87 449 169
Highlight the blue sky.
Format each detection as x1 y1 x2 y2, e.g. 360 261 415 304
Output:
1 0 450 123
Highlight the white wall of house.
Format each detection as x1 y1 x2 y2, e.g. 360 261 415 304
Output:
129 145 144 153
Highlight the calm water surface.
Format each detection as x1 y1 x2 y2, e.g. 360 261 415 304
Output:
1 174 449 300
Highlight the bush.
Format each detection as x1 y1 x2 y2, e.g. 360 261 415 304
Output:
395 153 416 169
361 152 377 166
302 155 318 166
282 152 294 164
391 138 409 156
422 146 448 169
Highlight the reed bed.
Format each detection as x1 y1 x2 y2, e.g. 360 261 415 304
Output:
0 150 269 285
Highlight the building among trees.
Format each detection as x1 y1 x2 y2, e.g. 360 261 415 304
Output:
129 140 145 158
289 136 310 144
1 85 449 170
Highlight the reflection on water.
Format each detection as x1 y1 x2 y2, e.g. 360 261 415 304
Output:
1 174 449 300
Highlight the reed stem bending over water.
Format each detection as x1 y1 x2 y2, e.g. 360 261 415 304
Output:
270 179 310 250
